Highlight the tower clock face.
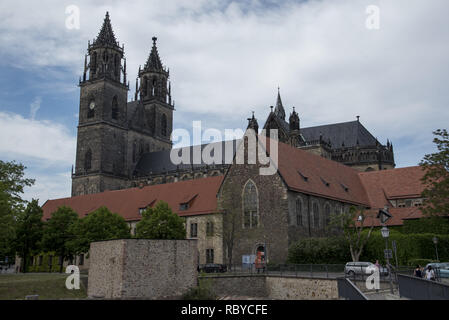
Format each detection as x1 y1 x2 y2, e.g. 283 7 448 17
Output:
89 101 95 110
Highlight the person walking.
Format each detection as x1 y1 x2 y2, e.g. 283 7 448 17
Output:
425 265 436 281
414 265 423 278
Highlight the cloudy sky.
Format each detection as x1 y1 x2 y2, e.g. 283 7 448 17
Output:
0 0 448 203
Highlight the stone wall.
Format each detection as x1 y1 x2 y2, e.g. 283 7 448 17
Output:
266 276 338 300
203 275 267 298
88 239 198 299
203 275 338 300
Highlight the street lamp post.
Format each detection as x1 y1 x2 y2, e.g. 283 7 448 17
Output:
381 226 394 294
378 207 394 294
433 237 439 262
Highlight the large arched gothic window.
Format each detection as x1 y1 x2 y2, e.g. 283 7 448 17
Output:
84 149 92 171
161 114 167 137
313 202 320 228
243 180 258 229
296 198 303 226
111 96 119 120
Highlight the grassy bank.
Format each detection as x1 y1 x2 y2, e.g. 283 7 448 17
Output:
0 273 87 300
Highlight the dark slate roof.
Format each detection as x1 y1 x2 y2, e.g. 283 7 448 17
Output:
301 121 378 148
134 140 238 176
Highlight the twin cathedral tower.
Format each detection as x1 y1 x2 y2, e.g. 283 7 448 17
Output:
72 12 174 196
72 12 395 196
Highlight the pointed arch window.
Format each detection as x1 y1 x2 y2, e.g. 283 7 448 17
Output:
313 202 320 228
324 203 331 226
243 180 259 229
161 114 167 137
296 198 303 226
152 78 157 96
112 96 119 120
132 141 137 163
84 149 92 171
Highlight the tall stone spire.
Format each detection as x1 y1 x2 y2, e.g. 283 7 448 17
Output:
144 37 164 72
94 12 118 47
274 87 286 120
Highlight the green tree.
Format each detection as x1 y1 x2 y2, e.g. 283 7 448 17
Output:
67 206 130 255
41 206 79 273
420 129 449 216
0 160 35 260
135 201 186 239
329 206 374 262
13 199 43 272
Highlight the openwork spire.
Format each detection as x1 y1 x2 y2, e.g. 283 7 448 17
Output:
274 87 286 120
144 37 164 71
94 12 118 46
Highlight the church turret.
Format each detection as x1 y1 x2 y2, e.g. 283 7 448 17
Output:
274 88 286 120
288 107 301 147
289 107 300 131
137 37 171 104
84 12 126 84
247 112 259 133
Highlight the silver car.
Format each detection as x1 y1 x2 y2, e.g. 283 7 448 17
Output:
345 262 389 276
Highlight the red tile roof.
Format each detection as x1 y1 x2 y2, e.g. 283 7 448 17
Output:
261 138 371 206
358 166 426 208
42 176 223 222
261 137 426 226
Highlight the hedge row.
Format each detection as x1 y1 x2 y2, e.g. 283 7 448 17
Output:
288 231 449 266
400 217 449 234
28 252 62 273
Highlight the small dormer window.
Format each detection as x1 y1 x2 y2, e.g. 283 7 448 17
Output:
340 183 349 192
320 177 330 187
180 203 189 211
298 170 308 182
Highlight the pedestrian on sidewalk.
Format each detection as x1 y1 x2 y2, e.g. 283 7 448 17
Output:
414 265 422 278
425 265 436 281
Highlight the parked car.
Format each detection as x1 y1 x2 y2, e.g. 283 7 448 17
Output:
424 263 449 278
199 263 227 273
345 262 389 277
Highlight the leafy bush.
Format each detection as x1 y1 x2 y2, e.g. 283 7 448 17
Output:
287 232 449 265
401 217 449 234
287 237 351 264
183 277 217 300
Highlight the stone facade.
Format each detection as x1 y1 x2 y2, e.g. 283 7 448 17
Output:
87 239 198 299
185 213 224 265
217 149 291 264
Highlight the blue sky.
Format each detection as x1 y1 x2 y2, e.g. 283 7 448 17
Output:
0 0 448 203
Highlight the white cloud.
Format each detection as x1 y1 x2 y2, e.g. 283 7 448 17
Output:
0 0 448 205
29 96 42 120
0 112 76 165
